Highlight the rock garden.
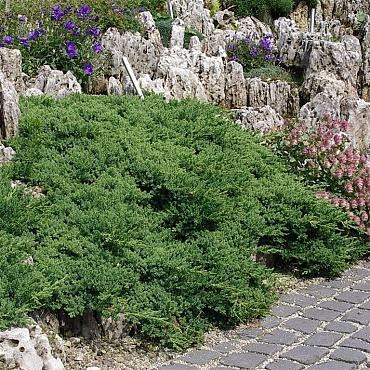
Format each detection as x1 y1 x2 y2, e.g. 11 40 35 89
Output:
1 0 370 369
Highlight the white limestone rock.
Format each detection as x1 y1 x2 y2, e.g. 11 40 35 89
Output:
246 77 300 117
0 72 20 139
0 48 25 93
233 105 285 132
31 66 81 98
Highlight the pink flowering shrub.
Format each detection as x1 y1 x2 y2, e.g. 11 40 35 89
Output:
268 117 370 235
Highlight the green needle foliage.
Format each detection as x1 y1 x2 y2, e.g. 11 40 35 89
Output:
0 95 364 348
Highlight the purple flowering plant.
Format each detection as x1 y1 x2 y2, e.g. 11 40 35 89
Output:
266 117 370 236
0 3 106 83
227 33 277 71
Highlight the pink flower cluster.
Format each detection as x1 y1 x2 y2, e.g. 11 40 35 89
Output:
282 117 370 235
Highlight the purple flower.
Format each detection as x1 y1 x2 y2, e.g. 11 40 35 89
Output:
228 43 237 52
249 48 258 57
77 5 92 17
51 6 64 21
83 62 93 75
86 27 100 37
66 40 78 59
230 55 238 62
3 36 14 45
115 7 127 14
18 37 30 48
65 20 75 30
92 42 103 53
139 5 145 12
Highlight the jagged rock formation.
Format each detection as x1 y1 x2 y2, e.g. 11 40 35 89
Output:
0 71 20 140
246 78 299 117
27 65 82 98
0 48 25 93
0 325 64 370
233 106 285 132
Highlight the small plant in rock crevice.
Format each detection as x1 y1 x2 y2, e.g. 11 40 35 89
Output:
266 116 370 236
227 34 276 71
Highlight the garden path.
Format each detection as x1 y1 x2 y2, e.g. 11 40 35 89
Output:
155 260 370 370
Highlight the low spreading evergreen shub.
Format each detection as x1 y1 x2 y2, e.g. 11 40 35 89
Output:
0 95 365 348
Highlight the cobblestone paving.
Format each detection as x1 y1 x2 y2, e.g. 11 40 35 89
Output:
154 262 370 370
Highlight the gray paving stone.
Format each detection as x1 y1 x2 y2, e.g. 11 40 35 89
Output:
305 332 343 347
360 300 370 310
209 368 235 370
304 286 337 298
284 317 321 334
302 307 341 321
342 308 370 325
259 329 299 345
159 365 199 370
330 348 367 364
352 327 370 343
318 300 353 313
351 281 370 292
306 361 356 370
335 291 370 304
343 268 370 280
321 279 352 289
180 350 220 365
271 304 300 318
265 359 304 370
236 328 263 339
340 338 370 353
324 321 357 334
220 352 267 369
261 316 282 329
281 346 329 365
243 342 282 355
212 341 239 353
281 293 319 307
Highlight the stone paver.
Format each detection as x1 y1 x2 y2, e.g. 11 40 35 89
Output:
281 293 319 307
307 361 357 370
220 353 267 368
360 300 370 310
304 332 343 347
342 308 370 325
260 316 281 329
324 321 357 334
243 343 282 355
351 281 370 292
281 346 329 365
156 261 370 370
340 338 370 353
302 307 341 321
259 329 299 345
180 350 220 365
352 327 370 343
318 299 353 312
271 304 300 318
265 359 304 370
304 286 337 298
335 291 370 304
283 317 320 334
329 347 367 364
